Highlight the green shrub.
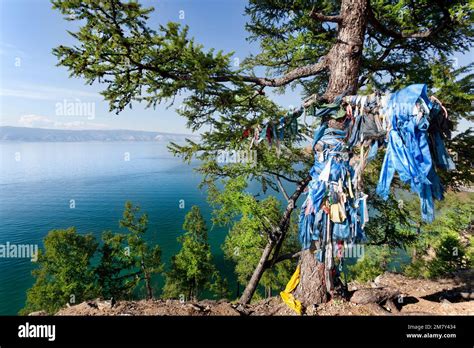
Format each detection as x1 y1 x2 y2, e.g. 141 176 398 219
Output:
347 246 393 283
405 233 471 279
403 192 473 279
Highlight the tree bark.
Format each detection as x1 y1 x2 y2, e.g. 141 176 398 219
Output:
240 0 369 307
144 271 153 299
294 0 368 308
141 259 153 300
239 176 311 304
324 0 368 101
239 240 275 304
292 247 328 307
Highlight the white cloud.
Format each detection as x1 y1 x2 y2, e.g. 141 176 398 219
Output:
19 114 55 128
18 114 110 130
0 84 101 101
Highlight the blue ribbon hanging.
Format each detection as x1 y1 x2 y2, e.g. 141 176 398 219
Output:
376 84 451 222
298 83 454 252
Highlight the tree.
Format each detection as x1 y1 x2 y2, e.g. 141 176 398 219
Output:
52 0 473 307
347 245 395 283
163 206 223 301
21 202 164 314
217 177 300 300
403 191 474 278
209 274 231 300
119 201 163 299
95 230 136 300
21 228 98 314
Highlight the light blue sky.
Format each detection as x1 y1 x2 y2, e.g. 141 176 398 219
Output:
0 0 472 134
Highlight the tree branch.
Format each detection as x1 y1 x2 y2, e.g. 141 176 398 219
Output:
358 39 399 87
270 175 311 267
264 251 302 268
109 0 328 89
264 170 300 183
309 9 342 24
303 93 320 108
275 176 290 202
216 57 328 87
367 2 451 40
141 53 328 90
64 1 330 93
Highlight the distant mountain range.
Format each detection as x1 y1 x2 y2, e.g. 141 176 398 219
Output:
0 126 200 142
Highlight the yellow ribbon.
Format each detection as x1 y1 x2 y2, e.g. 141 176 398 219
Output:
280 265 302 315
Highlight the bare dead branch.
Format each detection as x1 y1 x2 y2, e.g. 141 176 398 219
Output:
275 176 290 202
264 170 300 183
265 251 302 268
309 9 342 24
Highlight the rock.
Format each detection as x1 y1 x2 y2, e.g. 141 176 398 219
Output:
52 271 474 316
85 300 98 309
28 310 48 316
233 303 252 316
460 292 474 300
385 299 400 313
97 300 113 311
350 287 400 305
366 303 391 315
374 275 383 285
188 303 210 312
305 304 318 316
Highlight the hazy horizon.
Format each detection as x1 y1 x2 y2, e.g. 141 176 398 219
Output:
0 125 199 136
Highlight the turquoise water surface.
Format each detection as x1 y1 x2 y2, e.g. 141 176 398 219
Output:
0 141 237 315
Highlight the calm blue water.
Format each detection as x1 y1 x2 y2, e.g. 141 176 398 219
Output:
0 141 236 315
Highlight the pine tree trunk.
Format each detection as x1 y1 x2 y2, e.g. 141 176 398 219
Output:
141 259 153 299
292 246 327 306
239 0 368 308
239 240 275 303
144 271 153 299
294 0 368 308
324 0 368 100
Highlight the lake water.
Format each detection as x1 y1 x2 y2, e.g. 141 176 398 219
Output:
0 141 412 315
0 141 238 315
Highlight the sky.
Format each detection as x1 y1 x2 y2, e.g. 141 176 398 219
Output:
0 0 472 134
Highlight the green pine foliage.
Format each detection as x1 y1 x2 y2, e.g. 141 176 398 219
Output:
212 177 299 299
349 192 473 283
20 228 98 315
119 201 163 299
95 230 136 300
49 0 474 296
163 206 227 301
403 192 473 279
347 246 395 283
21 202 164 314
